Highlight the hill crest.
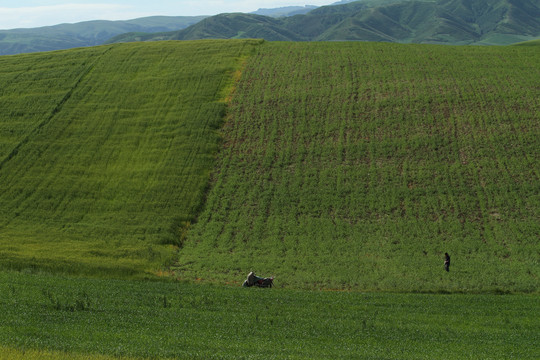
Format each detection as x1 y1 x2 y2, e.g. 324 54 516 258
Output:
0 16 207 55
110 0 540 45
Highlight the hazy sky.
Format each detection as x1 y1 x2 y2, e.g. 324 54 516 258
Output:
0 1 335 30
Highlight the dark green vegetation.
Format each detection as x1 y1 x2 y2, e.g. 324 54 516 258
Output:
2 271 539 359
0 40 259 277
0 16 207 55
176 41 539 293
111 0 540 45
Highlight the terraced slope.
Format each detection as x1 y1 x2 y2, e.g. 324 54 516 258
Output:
176 42 540 292
0 40 259 276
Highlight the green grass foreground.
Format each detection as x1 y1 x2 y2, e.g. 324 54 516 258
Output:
0 40 260 277
1 271 539 359
177 41 540 293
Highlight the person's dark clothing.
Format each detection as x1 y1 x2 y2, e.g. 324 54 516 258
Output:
444 253 450 272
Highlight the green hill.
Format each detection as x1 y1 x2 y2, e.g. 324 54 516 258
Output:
3 0 539 53
0 39 538 292
0 40 260 276
0 38 538 360
110 0 540 45
169 13 302 41
175 41 539 292
0 16 207 55
513 38 540 46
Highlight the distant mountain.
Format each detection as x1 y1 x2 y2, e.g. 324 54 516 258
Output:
110 0 540 45
330 0 363 4
249 0 370 17
166 13 304 42
251 5 318 17
2 0 539 54
0 16 207 55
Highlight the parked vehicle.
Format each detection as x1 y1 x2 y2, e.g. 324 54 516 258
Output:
242 272 274 288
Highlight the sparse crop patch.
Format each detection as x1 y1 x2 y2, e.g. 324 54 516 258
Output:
176 42 540 293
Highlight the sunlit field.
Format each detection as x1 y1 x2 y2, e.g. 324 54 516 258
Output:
0 39 538 359
2 271 538 359
178 42 539 292
0 40 259 277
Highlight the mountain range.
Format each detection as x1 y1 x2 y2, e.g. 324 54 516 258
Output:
0 16 206 56
1 0 539 55
111 0 540 45
251 5 319 17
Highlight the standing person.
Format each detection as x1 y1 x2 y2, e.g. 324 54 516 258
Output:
444 253 450 272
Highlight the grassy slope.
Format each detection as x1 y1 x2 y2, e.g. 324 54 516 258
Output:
513 38 540 46
0 346 135 360
177 41 540 293
0 39 538 359
0 40 259 277
1 271 538 359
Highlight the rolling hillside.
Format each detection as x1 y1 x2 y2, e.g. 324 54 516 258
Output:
0 39 538 292
513 38 540 46
175 41 539 292
0 40 259 276
0 38 538 360
111 0 540 45
3 0 540 53
0 16 207 55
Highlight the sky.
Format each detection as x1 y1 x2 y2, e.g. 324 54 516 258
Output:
0 0 336 30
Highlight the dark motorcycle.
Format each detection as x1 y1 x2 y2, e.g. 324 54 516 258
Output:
242 272 274 288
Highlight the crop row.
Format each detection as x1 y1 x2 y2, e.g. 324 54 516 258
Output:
0 40 260 276
177 42 539 292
